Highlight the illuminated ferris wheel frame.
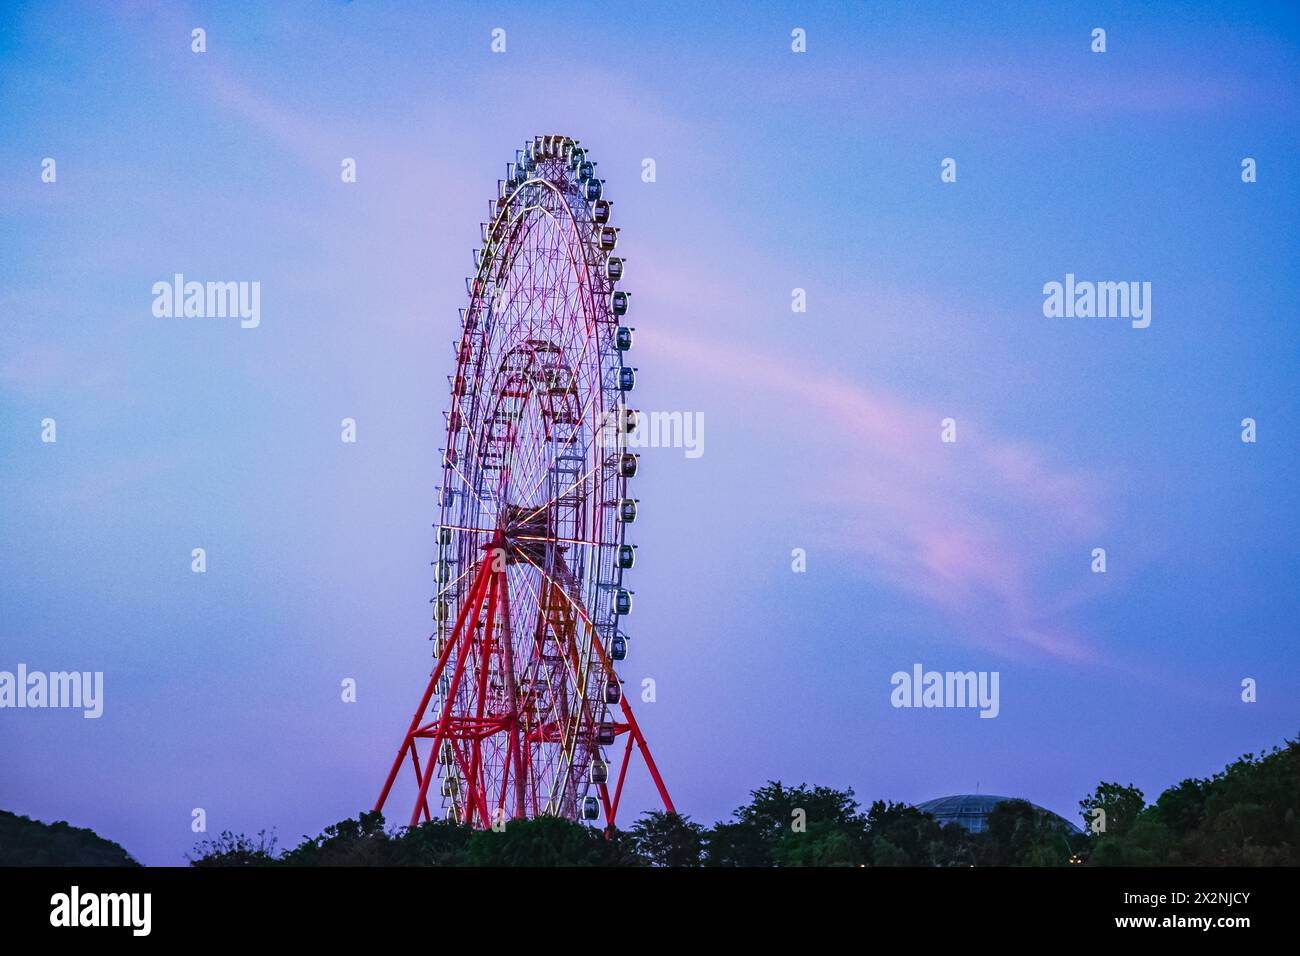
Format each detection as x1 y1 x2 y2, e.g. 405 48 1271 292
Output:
376 134 673 829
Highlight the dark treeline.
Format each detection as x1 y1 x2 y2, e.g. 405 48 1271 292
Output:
189 733 1300 867
0 811 140 867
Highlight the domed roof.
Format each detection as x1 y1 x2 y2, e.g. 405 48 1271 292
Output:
915 794 1081 834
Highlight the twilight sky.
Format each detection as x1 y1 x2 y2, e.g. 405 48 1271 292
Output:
1 0 1297 864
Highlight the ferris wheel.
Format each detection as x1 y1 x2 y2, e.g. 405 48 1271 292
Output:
376 135 674 829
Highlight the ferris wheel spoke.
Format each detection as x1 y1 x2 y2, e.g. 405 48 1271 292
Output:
517 364 602 506
506 561 577 803
506 560 601 800
511 548 607 694
516 534 605 547
516 457 602 531
442 441 494 512
507 564 572 721
431 549 488 603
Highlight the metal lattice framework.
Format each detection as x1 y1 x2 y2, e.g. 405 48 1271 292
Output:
376 135 673 829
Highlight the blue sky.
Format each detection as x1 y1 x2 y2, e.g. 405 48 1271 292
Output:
1 0 1297 864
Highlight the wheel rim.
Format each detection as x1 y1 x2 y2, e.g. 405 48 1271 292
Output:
435 136 629 822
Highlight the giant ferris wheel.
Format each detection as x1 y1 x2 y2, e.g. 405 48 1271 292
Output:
376 135 674 829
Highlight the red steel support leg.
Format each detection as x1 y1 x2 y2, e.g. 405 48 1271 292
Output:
408 746 432 822
380 544 676 829
409 581 491 827
609 730 635 823
375 556 493 814
620 695 675 814
466 569 500 827
497 731 515 819
495 568 528 819
598 781 614 825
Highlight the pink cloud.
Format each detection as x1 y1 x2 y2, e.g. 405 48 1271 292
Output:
642 326 1104 664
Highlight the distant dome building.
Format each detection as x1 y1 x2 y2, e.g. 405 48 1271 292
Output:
915 794 1081 835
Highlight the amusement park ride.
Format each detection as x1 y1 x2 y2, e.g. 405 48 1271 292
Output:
375 135 674 830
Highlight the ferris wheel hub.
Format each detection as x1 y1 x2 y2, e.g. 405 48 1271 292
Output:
490 503 560 566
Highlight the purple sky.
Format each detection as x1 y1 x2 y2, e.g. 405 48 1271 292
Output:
1 1 1298 864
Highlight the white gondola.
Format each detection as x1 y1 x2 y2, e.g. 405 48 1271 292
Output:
617 498 637 523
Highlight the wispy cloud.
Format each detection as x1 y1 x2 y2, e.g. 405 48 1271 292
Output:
643 326 1105 664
